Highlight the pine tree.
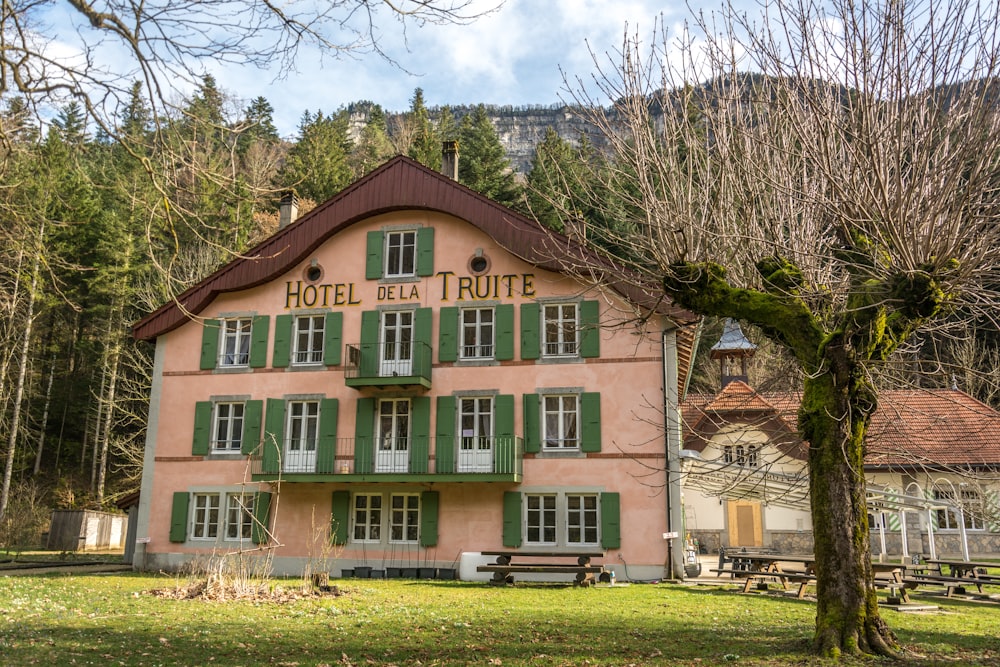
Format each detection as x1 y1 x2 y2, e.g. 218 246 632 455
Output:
278 109 354 202
457 105 520 208
406 88 440 170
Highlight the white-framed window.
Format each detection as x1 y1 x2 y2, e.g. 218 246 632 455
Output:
934 488 986 530
192 493 221 539
212 402 245 451
293 315 325 365
384 230 417 278
543 303 578 357
461 307 494 359
348 492 423 544
722 444 759 468
352 493 383 542
192 492 253 541
525 494 557 545
287 401 319 452
390 493 420 543
543 395 579 450
566 494 599 545
525 492 602 547
220 318 253 367
225 494 253 540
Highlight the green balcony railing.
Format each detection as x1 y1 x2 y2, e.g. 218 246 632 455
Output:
248 436 523 482
343 340 433 389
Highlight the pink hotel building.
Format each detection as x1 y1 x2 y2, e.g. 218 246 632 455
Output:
131 156 696 580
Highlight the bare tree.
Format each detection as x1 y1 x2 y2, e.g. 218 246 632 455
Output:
1 0 500 288
556 0 1000 657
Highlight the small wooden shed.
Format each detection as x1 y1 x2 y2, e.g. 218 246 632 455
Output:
47 509 127 552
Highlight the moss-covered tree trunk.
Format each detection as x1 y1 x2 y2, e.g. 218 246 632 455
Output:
801 340 897 657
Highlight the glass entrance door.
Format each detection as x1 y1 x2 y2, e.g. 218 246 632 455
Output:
458 397 493 473
375 399 410 472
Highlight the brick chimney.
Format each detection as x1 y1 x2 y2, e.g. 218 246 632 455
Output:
441 141 459 180
278 191 299 229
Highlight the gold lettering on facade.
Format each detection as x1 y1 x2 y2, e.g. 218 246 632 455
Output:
436 271 536 301
285 281 361 308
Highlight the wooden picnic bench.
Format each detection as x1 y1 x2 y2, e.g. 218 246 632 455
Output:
713 554 910 602
902 559 1000 598
477 550 607 586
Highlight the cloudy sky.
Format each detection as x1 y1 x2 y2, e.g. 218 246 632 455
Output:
209 0 714 137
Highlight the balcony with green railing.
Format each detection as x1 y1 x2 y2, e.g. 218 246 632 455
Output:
343 341 433 389
249 435 523 483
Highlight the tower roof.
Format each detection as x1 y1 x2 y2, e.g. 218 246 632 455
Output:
710 318 757 359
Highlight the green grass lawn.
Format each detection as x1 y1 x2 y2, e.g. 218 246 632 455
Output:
1 573 999 666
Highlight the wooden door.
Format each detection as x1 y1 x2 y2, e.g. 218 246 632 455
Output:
727 500 763 547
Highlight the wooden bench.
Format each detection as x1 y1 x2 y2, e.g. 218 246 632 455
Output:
902 572 999 597
477 551 607 586
711 567 816 598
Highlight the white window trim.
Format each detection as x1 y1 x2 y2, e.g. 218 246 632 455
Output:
523 491 602 548
352 492 383 543
542 303 579 358
219 318 253 367
542 394 580 451
460 306 495 360
212 401 245 452
384 229 418 278
190 491 254 543
347 492 422 545
292 314 325 366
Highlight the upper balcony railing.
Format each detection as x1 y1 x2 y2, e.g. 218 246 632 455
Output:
248 436 523 483
343 340 433 389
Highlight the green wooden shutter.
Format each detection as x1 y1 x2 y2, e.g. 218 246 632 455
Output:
263 398 285 474
579 300 600 358
420 490 439 547
192 401 212 456
169 492 189 543
495 395 515 473
242 400 263 456
438 307 458 362
580 392 602 452
331 490 350 545
323 312 343 366
600 492 621 549
502 491 522 547
200 320 220 370
417 227 435 277
495 304 514 361
365 231 384 279
272 314 292 368
317 398 339 474
414 308 432 374
354 398 375 474
523 394 540 453
359 310 379 377
249 315 270 368
520 303 540 360
435 396 456 474
251 492 272 545
410 396 431 474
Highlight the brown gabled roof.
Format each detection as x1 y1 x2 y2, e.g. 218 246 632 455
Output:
682 383 1000 469
865 389 1000 469
132 156 698 379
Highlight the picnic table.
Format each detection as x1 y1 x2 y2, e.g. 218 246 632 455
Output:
476 550 607 586
713 553 908 601
902 559 1000 597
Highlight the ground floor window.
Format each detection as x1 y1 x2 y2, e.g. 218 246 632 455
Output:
934 487 986 531
523 492 602 547
192 492 253 541
347 492 421 544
